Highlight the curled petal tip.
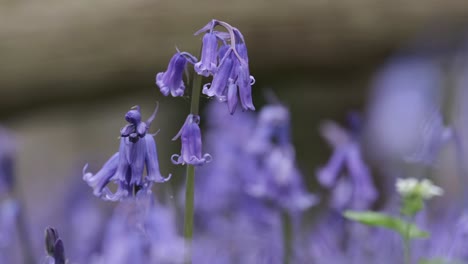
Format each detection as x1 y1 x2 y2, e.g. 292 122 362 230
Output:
82 164 89 175
171 154 183 165
146 102 159 126
203 153 213 163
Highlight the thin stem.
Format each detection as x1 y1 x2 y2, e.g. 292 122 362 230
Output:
183 165 195 264
183 68 203 264
282 211 292 264
403 236 410 264
403 216 414 264
190 73 202 115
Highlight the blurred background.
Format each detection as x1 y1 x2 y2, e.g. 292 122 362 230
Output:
2 0 468 257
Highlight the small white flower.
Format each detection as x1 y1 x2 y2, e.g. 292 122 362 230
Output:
419 179 444 199
396 177 443 200
396 178 418 196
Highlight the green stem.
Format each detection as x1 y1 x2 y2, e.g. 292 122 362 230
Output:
403 216 414 264
403 236 410 264
183 69 202 264
190 73 202 116
282 211 292 264
184 165 195 264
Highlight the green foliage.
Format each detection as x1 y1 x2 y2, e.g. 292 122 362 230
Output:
343 211 429 239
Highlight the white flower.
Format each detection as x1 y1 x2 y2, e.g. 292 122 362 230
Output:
419 179 444 199
396 178 443 200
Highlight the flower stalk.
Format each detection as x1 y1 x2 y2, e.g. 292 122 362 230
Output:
183 69 202 264
282 211 293 264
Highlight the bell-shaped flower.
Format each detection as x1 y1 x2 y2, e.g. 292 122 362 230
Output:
246 104 318 212
230 42 255 112
171 114 212 166
83 104 171 201
44 227 66 264
195 32 219 77
196 20 255 114
316 114 378 210
156 52 197 97
202 48 233 101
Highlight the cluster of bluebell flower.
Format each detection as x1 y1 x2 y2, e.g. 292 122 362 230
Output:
156 19 255 113
2 19 468 264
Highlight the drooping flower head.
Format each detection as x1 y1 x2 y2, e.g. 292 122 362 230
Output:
171 114 211 166
156 51 197 97
83 104 171 201
196 19 256 114
316 113 378 210
194 32 219 77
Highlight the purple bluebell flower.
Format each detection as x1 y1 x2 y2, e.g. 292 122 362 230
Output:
365 55 450 166
195 32 219 77
83 104 171 201
171 114 212 166
202 47 233 101
0 199 19 263
246 104 318 212
316 114 377 210
156 51 197 97
44 227 66 264
192 102 256 214
196 19 255 114
98 193 184 264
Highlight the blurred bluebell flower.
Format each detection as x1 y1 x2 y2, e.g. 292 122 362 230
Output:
193 102 256 214
171 114 212 166
403 109 452 164
83 104 171 201
0 199 19 263
97 193 184 264
193 212 283 264
365 55 451 166
316 113 377 210
195 32 219 77
0 128 15 196
246 104 317 212
156 51 197 97
248 105 291 154
197 19 255 114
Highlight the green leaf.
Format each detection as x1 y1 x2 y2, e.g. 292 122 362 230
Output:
343 211 429 239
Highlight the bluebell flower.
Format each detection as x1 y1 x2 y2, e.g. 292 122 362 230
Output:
83 104 171 201
196 19 255 114
365 55 451 166
171 114 212 166
316 114 377 210
202 47 233 101
0 199 19 263
246 104 318 212
194 32 219 77
156 51 197 97
44 227 66 264
98 193 184 264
